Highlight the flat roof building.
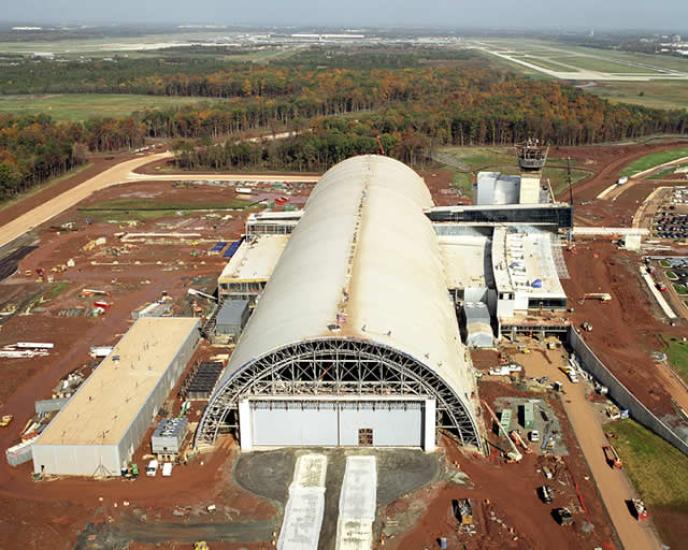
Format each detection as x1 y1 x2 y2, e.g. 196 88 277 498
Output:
218 235 288 300
32 317 200 477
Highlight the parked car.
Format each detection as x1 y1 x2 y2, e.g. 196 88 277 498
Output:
146 459 158 477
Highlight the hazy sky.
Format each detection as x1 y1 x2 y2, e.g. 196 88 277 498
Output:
2 0 686 31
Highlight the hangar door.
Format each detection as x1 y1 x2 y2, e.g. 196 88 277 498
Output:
246 400 426 448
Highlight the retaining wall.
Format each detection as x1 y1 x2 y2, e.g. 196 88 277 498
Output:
568 328 688 455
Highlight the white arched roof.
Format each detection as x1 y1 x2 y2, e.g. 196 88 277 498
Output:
220 155 476 406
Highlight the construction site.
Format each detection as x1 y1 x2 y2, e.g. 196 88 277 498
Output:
0 139 687 550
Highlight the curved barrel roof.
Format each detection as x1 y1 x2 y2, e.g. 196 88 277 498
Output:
218 155 476 405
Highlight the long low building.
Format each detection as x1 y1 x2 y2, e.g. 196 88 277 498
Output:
32 317 200 477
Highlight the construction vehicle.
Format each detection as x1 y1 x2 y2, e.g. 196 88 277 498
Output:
538 485 554 504
510 430 530 452
0 415 13 428
603 445 623 469
581 293 612 303
631 498 649 521
558 365 578 383
554 507 573 526
452 498 474 526
122 462 140 479
483 401 522 462
194 542 210 550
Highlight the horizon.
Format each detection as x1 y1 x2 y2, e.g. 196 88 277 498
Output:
1 0 687 33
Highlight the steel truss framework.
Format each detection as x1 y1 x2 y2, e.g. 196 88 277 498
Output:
196 338 480 448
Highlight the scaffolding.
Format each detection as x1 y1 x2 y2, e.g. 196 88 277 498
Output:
195 338 480 448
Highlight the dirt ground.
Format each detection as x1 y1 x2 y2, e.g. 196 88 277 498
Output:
515 350 664 550
0 143 685 548
562 241 688 417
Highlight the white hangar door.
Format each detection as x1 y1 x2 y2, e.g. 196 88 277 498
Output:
244 399 426 449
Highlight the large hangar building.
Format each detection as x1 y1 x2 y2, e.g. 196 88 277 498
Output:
198 156 482 451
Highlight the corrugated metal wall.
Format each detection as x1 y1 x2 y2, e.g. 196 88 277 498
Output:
249 400 424 448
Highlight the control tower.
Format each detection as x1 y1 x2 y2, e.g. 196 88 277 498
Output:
516 139 549 172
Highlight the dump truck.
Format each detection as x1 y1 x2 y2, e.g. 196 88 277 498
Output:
603 445 623 469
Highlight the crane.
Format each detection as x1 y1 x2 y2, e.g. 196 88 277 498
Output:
482 400 523 463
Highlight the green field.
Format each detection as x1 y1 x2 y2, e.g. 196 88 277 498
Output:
620 147 688 177
605 419 688 545
0 94 218 122
435 146 591 198
586 81 688 111
664 336 688 384
474 38 688 111
79 198 252 221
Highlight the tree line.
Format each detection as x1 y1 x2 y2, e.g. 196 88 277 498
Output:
1 60 688 199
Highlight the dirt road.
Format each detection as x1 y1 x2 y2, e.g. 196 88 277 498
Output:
518 351 663 550
0 152 320 249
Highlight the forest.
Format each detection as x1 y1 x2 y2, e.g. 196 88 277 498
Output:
1 52 687 197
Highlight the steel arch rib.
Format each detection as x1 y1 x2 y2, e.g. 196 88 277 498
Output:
195 338 480 448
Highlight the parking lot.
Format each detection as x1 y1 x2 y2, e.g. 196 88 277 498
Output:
652 187 688 240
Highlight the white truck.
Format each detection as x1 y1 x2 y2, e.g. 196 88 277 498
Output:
146 459 159 477
162 462 173 477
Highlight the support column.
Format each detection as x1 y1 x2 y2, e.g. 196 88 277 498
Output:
238 399 253 451
424 399 436 452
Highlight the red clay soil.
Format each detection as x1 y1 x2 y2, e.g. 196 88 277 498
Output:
0 183 276 548
563 241 687 417
388 426 617 550
388 377 618 550
423 169 472 206
555 141 688 204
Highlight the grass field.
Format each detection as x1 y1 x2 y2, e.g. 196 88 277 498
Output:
79 198 251 221
605 419 688 545
664 336 688 384
474 38 688 111
0 94 218 122
42 281 70 301
586 81 688 111
435 146 591 198
620 147 688 177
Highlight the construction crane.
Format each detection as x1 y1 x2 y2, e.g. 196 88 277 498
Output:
482 400 523 463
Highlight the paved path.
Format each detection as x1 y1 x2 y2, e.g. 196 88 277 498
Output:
0 151 319 249
519 351 663 550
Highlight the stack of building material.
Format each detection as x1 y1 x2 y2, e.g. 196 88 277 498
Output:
336 456 377 550
277 453 328 550
183 361 224 400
